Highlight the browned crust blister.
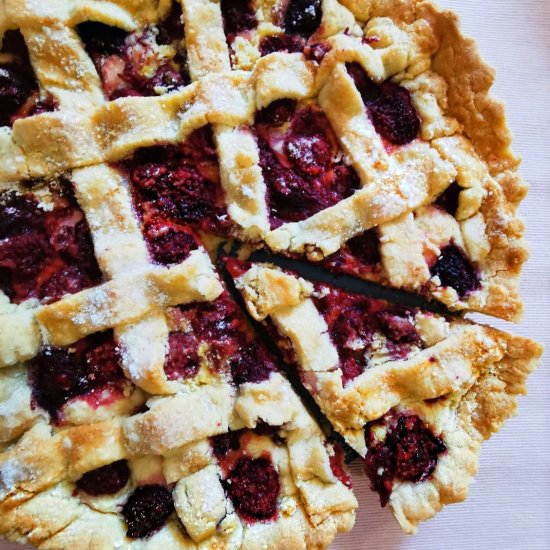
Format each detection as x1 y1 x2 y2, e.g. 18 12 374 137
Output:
0 0 543 547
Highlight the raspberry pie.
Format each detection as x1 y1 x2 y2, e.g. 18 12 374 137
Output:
0 0 542 548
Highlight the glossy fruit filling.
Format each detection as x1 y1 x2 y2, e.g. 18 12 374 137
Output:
430 244 479 298
347 62 420 146
0 30 57 127
75 460 130 496
221 0 258 44
168 291 277 385
364 412 447 506
125 125 230 240
313 284 421 385
322 228 382 277
123 484 174 538
282 0 322 39
0 184 101 304
77 3 188 100
30 331 128 421
255 100 360 228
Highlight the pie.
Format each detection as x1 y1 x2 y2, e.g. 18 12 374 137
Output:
0 0 542 548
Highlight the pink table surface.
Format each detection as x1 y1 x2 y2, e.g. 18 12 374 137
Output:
2 1 549 549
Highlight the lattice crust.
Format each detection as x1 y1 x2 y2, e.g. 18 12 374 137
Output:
0 0 540 547
0 388 357 548
229 262 542 531
0 0 528 321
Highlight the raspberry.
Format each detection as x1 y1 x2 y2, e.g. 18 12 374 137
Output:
221 0 257 42
347 62 420 145
259 34 305 56
146 224 199 265
225 456 280 522
123 485 174 538
431 245 479 298
76 460 130 496
435 181 462 216
345 229 381 265
283 0 322 39
163 332 200 381
364 412 446 506
229 343 276 385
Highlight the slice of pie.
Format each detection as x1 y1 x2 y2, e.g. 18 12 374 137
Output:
226 259 542 532
0 0 542 548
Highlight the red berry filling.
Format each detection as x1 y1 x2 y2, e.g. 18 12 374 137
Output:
125 126 230 237
144 221 199 266
259 33 305 56
211 430 242 459
283 0 322 39
123 484 174 539
163 331 200 381
255 101 360 228
313 285 421 385
75 460 130 496
430 244 479 298
221 0 258 44
0 30 57 126
173 292 277 385
0 184 101 305
77 4 188 101
329 445 353 489
224 455 280 523
347 63 420 146
323 228 381 276
364 412 446 506
435 181 462 216
30 331 127 421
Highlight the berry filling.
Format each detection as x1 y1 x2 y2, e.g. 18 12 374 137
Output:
347 63 420 146
144 221 200 266
0 184 101 305
172 292 277 385
0 30 57 126
364 412 447 506
259 33 305 57
430 244 479 298
75 460 130 496
313 285 421 385
329 445 353 489
211 430 242 459
322 228 381 276
282 0 323 39
30 331 128 421
435 181 462 216
255 100 360 228
123 484 174 538
125 126 230 237
77 4 188 100
221 0 258 44
224 455 280 523
163 331 200 381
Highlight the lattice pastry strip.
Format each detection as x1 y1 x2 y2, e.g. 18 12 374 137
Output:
228 260 542 532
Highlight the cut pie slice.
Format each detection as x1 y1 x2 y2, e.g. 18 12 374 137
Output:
226 259 542 533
